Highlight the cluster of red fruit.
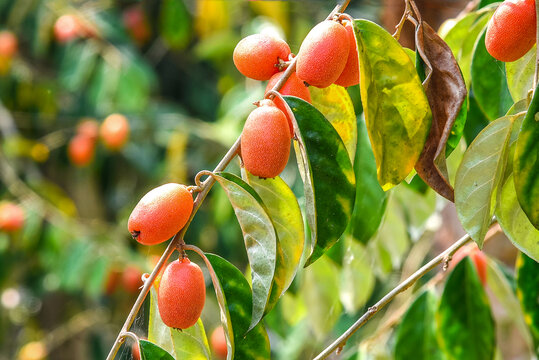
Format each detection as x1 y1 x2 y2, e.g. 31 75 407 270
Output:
127 183 205 330
53 14 96 44
0 201 25 233
68 114 130 167
485 0 536 62
233 18 359 178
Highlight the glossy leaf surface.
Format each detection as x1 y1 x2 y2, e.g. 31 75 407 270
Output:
140 340 175 360
516 253 539 352
284 97 355 266
506 45 536 102
354 19 432 190
213 172 276 329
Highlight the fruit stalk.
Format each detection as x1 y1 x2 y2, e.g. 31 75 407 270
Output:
105 2 352 358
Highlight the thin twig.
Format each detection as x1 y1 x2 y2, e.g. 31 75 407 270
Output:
313 230 477 360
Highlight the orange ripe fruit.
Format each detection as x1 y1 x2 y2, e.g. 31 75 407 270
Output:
296 20 350 88
0 202 24 232
158 258 206 329
335 20 360 87
123 5 151 45
54 15 83 43
104 268 122 295
449 245 488 286
128 183 194 245
132 342 141 360
68 134 96 167
233 34 291 80
122 265 143 293
266 71 311 135
241 101 291 178
210 326 227 359
0 31 18 58
485 0 536 62
76 119 99 140
100 113 129 150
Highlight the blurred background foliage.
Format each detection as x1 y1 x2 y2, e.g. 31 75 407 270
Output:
0 0 532 359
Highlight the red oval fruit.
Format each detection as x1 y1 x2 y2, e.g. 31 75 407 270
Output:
123 5 151 45
158 258 206 329
0 202 24 232
450 245 488 286
128 183 194 245
233 34 291 80
100 113 130 150
335 20 360 87
241 101 291 178
54 15 83 43
266 71 311 135
68 134 96 167
76 118 99 140
104 268 122 295
132 341 141 360
485 0 536 62
210 326 227 359
122 265 143 293
0 31 18 58
296 20 350 88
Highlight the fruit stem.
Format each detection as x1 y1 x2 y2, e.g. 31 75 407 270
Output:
105 2 352 359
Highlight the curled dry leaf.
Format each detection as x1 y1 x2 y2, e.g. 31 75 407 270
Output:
414 21 467 202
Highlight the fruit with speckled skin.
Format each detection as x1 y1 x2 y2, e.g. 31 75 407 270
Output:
128 183 193 245
265 71 311 135
296 20 349 88
100 113 130 150
485 0 536 62
241 101 291 178
233 34 290 80
158 258 206 329
0 202 24 232
335 20 360 87
210 326 227 359
68 134 95 167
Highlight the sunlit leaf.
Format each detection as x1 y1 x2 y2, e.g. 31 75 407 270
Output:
495 175 539 263
213 172 276 329
437 258 495 360
140 340 175 360
348 116 387 244
309 84 357 162
354 19 432 190
514 83 539 230
471 29 513 121
506 45 536 102
284 97 355 266
160 0 191 49
394 290 442 360
205 253 271 360
59 42 99 92
516 252 539 353
243 171 304 304
415 21 467 201
455 115 517 247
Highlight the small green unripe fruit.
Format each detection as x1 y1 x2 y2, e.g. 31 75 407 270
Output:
296 20 350 88
485 0 536 62
233 34 291 80
265 71 311 134
241 100 291 178
334 20 360 87
158 258 206 329
128 183 193 245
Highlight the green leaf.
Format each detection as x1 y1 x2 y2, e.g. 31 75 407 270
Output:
300 256 342 339
115 56 154 113
506 45 536 102
463 87 490 144
242 171 304 305
213 172 276 329
159 0 191 49
354 19 432 190
284 97 355 266
339 236 375 314
446 96 468 156
495 175 539 263
437 258 495 360
455 115 515 247
59 42 99 92
148 286 173 352
348 116 388 244
309 84 357 162
516 252 539 353
206 253 271 360
394 290 443 360
471 28 513 121
514 83 539 230
140 340 175 360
